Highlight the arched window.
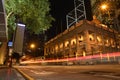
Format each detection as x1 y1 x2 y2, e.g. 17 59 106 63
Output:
78 35 84 42
60 43 63 49
65 41 69 47
89 34 94 41
71 38 76 45
97 36 102 42
55 45 58 51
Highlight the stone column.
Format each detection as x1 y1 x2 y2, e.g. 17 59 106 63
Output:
93 33 97 54
84 30 91 55
69 39 72 57
76 34 79 57
63 41 65 58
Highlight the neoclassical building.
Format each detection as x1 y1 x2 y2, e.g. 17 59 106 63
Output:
44 20 120 59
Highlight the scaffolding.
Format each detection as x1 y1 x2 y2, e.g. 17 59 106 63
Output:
66 0 86 29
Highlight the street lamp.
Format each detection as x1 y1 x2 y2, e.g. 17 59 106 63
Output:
30 43 35 49
100 3 111 20
30 43 36 60
100 4 108 10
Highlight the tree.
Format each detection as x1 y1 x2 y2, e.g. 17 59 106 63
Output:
5 0 54 39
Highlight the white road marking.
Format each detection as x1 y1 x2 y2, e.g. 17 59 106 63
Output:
102 75 120 79
30 70 56 75
95 74 120 79
67 71 78 74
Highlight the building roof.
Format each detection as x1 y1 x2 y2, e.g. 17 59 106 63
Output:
45 20 118 45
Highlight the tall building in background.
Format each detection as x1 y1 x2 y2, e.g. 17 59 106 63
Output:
13 23 25 56
0 0 7 41
0 0 8 64
91 0 120 32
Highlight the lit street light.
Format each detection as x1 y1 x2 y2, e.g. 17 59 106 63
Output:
30 43 35 49
30 43 36 60
100 4 108 10
100 3 111 20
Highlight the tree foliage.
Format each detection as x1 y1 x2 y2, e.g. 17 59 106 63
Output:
5 0 54 39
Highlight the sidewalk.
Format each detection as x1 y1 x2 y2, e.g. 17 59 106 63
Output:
0 66 25 80
14 66 34 80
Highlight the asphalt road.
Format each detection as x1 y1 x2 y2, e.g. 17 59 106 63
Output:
14 64 120 80
0 67 25 80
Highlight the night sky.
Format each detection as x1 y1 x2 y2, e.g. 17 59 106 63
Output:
46 0 74 40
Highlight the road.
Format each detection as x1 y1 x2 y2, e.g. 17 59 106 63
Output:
0 67 25 80
14 64 120 80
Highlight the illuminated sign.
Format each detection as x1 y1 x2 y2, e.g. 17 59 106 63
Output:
8 41 13 47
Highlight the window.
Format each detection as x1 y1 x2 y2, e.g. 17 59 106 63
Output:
71 38 76 45
60 43 63 49
55 45 58 51
97 36 101 42
89 34 94 41
65 41 69 47
67 44 69 47
110 38 116 47
104 38 110 46
78 35 84 42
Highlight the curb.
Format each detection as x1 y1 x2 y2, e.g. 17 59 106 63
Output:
14 67 34 80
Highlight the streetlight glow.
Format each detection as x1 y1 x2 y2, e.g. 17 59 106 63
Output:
100 3 111 20
30 44 35 49
101 4 108 10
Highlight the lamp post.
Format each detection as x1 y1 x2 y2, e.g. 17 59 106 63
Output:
30 44 35 49
100 4 111 20
101 4 107 10
99 4 109 54
30 43 36 60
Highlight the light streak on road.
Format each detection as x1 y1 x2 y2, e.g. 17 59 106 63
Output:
21 52 120 64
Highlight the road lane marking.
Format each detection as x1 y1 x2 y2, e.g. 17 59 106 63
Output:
94 74 120 79
30 70 40 74
15 68 35 80
30 70 56 75
13 69 25 80
67 71 78 74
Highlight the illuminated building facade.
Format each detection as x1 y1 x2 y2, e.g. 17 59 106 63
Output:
44 20 120 59
91 0 120 32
